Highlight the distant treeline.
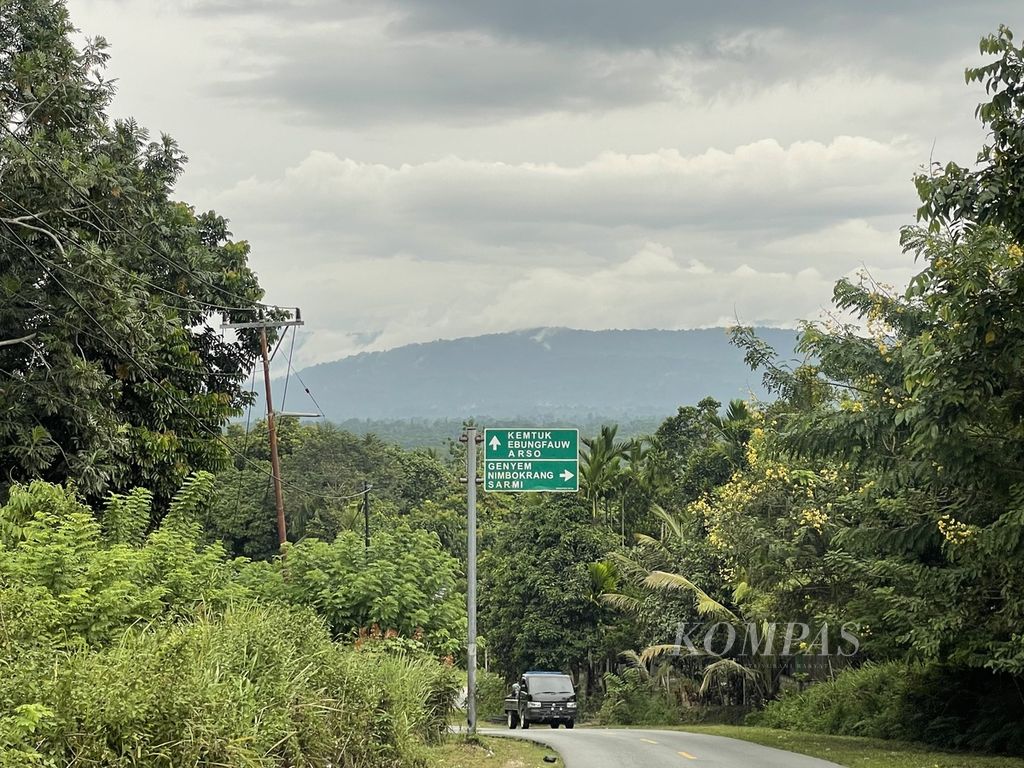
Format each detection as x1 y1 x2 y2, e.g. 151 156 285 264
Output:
333 416 667 451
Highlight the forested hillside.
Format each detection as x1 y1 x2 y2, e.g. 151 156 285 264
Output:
279 327 800 421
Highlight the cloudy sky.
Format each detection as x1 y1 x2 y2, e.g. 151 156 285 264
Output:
69 0 1020 368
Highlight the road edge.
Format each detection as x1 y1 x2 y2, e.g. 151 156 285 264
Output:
478 730 564 763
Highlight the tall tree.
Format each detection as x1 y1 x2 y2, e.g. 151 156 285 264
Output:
735 26 1024 675
580 425 627 522
479 494 622 686
914 26 1024 241
0 1 274 507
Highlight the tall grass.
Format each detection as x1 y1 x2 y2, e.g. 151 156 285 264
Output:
0 480 461 766
1 604 459 767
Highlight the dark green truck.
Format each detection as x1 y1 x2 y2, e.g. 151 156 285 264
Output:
503 671 577 729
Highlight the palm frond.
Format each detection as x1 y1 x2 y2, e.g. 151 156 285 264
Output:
618 650 651 680
698 657 760 696
600 592 642 614
650 504 684 541
643 571 738 621
607 551 649 580
638 643 709 664
633 533 668 551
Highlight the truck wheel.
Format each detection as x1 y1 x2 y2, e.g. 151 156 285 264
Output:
565 720 575 729
521 717 530 730
507 710 519 729
549 722 559 728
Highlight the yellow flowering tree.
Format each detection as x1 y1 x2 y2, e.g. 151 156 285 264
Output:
694 421 857 625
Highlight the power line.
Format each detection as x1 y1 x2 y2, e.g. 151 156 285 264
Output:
0 220 366 506
283 344 327 418
0 230 255 382
232 365 258 519
0 189 283 318
0 234 252 385
0 123 290 314
0 213 217 319
6 275 306 412
280 324 296 412
0 366 101 416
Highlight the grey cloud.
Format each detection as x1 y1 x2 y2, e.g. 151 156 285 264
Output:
193 0 1016 52
196 0 1021 126
214 34 673 125
66 0 1005 366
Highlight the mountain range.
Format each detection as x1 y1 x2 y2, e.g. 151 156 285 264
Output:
273 327 800 427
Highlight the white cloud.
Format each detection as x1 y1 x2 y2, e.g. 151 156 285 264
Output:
200 137 921 366
215 136 918 264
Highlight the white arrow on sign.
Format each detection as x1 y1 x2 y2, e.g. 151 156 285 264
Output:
560 469 574 482
489 435 501 450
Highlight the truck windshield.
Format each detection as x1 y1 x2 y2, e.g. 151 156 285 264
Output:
528 676 574 694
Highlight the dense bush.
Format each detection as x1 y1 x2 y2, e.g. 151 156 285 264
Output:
597 667 683 726
0 478 244 647
754 662 909 739
755 662 1024 755
474 670 509 721
2 605 458 767
239 524 465 655
0 479 459 767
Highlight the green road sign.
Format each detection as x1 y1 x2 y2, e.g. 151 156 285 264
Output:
483 428 579 492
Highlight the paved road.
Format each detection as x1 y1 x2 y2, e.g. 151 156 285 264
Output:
481 726 845 768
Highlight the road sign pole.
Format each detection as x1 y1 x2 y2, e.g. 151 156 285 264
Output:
465 427 478 735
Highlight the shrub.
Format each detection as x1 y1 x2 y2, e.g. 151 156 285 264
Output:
597 667 682 726
474 670 508 721
754 662 1024 755
239 524 465 655
0 604 458 767
0 480 459 767
754 662 909 739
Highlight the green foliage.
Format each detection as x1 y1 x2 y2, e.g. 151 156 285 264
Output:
0 478 459 766
653 397 754 510
479 494 621 679
0 478 243 648
101 486 152 546
597 666 682 726
0 703 53 768
591 30 1024 750
474 670 508 721
207 422 455 560
755 663 1024 754
755 663 910 739
2 604 458 767
687 30 1024 749
914 26 1024 242
240 524 465 655
0 0 271 507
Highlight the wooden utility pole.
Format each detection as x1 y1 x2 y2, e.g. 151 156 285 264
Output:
222 313 304 551
362 479 371 553
259 325 287 548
